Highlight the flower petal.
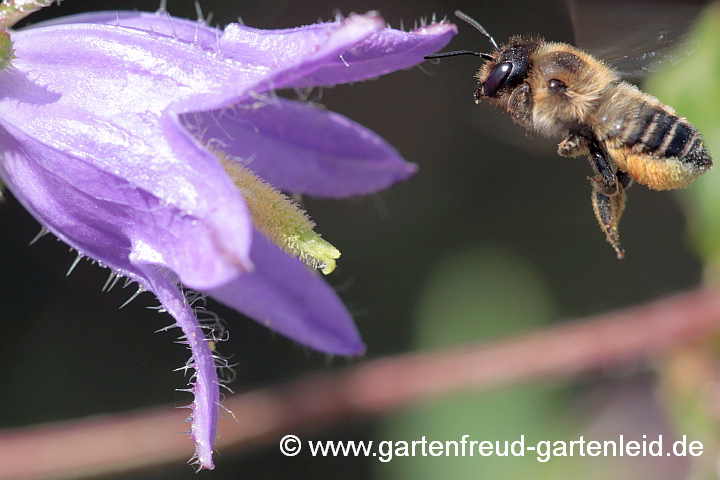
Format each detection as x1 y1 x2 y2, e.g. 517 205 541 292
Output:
40 11 395 90
36 12 456 91
283 21 458 87
0 125 244 289
2 23 257 282
220 15 391 94
0 127 220 469
208 231 365 355
29 10 223 49
186 97 416 197
138 265 219 471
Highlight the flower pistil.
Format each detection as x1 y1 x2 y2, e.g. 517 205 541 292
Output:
216 150 341 274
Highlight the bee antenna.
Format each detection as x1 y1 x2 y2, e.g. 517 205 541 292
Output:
424 51 493 61
454 10 499 50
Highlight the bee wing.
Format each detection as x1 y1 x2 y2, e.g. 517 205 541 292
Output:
568 0 707 78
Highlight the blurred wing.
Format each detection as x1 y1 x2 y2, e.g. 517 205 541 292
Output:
568 0 707 78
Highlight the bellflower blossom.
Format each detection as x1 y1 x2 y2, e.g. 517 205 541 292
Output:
0 6 455 469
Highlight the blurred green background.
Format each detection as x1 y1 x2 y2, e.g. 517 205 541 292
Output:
0 0 718 478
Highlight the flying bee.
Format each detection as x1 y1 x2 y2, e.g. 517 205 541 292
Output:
426 10 712 258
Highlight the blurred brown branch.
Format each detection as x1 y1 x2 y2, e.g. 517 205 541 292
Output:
3 288 720 479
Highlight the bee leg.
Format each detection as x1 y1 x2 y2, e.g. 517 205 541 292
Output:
617 170 634 189
591 177 627 259
558 133 589 157
587 140 618 196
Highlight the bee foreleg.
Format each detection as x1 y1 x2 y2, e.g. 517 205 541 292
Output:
557 133 589 157
591 179 627 259
587 140 618 196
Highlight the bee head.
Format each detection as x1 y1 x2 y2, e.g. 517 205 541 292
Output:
422 11 539 130
476 38 541 100
423 11 538 100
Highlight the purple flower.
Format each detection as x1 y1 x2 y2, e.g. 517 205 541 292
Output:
0 9 455 469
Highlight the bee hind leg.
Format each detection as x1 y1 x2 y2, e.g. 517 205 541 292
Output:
587 139 619 196
591 174 628 259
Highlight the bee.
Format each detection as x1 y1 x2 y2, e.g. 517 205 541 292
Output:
426 10 712 258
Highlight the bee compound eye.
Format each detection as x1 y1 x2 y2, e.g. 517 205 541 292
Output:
548 78 567 94
483 61 513 97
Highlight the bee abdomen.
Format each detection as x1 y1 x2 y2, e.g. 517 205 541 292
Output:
597 83 713 190
622 106 711 169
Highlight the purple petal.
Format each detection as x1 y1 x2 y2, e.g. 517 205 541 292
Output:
208 231 365 356
188 97 417 197
0 125 244 289
280 21 458 87
139 266 219 471
2 23 256 284
218 16 383 77
223 15 387 94
50 12 455 91
31 10 223 49
34 12 455 94
0 128 220 469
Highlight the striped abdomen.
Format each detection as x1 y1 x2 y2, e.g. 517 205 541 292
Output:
594 82 712 190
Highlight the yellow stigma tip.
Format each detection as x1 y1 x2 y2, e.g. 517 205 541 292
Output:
215 150 342 274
